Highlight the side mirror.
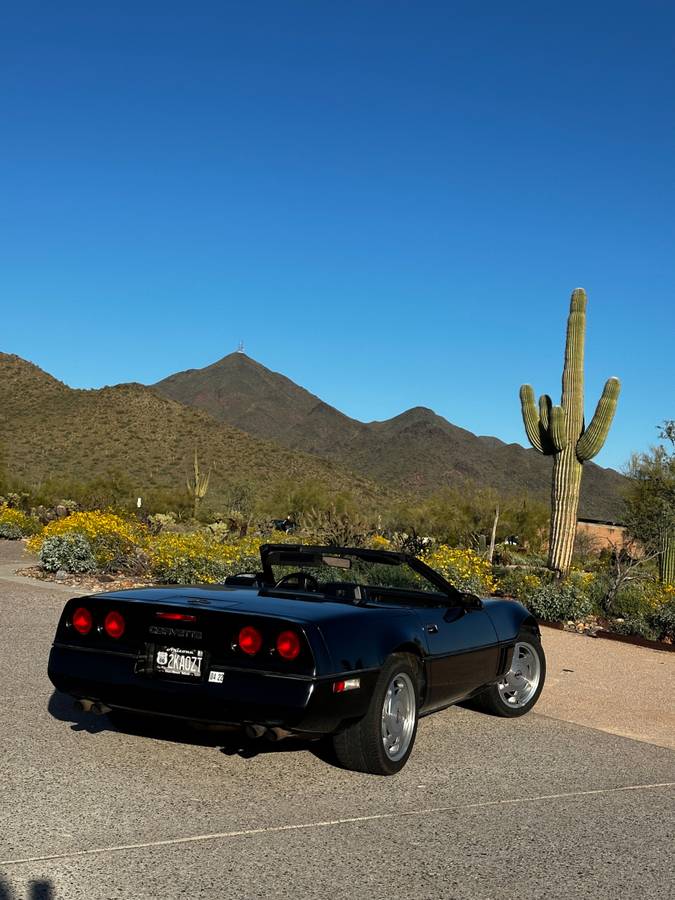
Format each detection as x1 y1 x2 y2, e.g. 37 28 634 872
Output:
461 593 483 610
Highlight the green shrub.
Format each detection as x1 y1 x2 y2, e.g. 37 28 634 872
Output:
496 569 543 603
152 554 229 585
610 615 660 642
611 582 675 642
147 512 177 533
39 534 97 574
205 521 232 541
28 511 145 570
425 545 496 595
148 533 264 584
0 522 23 540
0 505 42 537
611 580 657 619
650 600 675 641
527 580 594 622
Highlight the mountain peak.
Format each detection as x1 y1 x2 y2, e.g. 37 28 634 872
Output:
151 352 624 518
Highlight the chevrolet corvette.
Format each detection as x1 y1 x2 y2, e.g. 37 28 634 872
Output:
48 543 546 774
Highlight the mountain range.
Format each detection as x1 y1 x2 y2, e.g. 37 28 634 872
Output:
154 353 626 517
0 351 626 519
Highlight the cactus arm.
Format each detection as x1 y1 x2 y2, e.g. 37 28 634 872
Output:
576 376 621 461
538 394 552 432
520 385 545 453
550 405 568 451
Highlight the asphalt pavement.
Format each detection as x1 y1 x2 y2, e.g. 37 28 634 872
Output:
0 542 673 900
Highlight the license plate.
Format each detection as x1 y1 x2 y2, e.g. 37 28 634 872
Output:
155 647 203 679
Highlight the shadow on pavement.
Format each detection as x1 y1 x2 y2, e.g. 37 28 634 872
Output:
0 877 55 899
47 690 338 767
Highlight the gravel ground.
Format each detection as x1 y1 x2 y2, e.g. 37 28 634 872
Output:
0 540 673 900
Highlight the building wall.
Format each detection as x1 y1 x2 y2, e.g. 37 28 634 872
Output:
575 520 631 553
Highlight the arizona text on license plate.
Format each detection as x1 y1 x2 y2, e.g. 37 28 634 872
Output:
155 647 203 678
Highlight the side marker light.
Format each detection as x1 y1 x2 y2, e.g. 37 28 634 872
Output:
333 678 361 693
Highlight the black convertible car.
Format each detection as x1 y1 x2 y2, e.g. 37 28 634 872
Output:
48 544 546 775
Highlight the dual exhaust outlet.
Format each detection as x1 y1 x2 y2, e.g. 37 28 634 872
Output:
244 724 292 742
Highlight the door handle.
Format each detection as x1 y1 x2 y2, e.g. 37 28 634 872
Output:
426 624 439 634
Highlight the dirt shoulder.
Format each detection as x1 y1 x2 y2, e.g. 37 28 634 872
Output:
537 625 675 750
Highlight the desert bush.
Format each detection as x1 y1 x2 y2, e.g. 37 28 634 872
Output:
602 580 675 641
496 569 543 604
650 594 675 640
610 579 665 618
368 534 393 550
0 522 23 540
390 532 434 557
147 512 177 533
492 546 547 567
425 545 495 595
265 480 357 522
205 521 232 541
38 534 97 574
29 511 146 570
299 506 372 548
147 533 264 584
0 505 42 537
526 580 594 622
0 491 31 511
386 489 548 552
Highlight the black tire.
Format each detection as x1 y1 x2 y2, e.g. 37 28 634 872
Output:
475 631 546 718
332 653 421 775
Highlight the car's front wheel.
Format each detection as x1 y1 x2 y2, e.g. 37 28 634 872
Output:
476 632 546 717
332 653 420 775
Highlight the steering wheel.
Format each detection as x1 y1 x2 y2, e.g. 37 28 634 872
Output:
274 572 319 592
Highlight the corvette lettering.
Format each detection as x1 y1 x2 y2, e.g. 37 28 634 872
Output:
148 625 203 640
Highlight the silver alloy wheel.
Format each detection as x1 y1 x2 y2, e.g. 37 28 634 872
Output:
381 672 416 761
497 641 542 708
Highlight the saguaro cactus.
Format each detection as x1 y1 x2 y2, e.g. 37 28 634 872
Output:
657 420 675 584
519 289 620 576
186 450 211 519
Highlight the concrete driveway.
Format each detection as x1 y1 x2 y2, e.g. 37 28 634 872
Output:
0 542 673 900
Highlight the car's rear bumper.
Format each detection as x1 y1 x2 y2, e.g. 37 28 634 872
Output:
48 643 377 735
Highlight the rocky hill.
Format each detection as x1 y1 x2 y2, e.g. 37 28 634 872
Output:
0 354 388 510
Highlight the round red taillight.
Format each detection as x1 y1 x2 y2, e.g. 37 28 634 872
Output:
103 610 125 640
72 607 93 635
276 630 301 661
238 625 263 656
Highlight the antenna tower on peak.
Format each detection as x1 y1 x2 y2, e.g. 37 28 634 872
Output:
236 340 245 354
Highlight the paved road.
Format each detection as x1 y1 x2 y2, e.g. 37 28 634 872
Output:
0 544 673 900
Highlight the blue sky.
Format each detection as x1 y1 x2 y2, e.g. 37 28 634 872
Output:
1 1 673 470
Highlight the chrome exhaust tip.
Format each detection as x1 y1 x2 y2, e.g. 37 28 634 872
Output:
244 724 267 740
264 727 292 742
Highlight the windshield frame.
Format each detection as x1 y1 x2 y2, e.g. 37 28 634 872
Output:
259 543 466 602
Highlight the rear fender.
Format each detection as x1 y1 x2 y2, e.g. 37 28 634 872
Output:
317 611 425 675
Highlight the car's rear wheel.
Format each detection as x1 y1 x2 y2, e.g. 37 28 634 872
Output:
476 632 546 717
332 653 420 775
